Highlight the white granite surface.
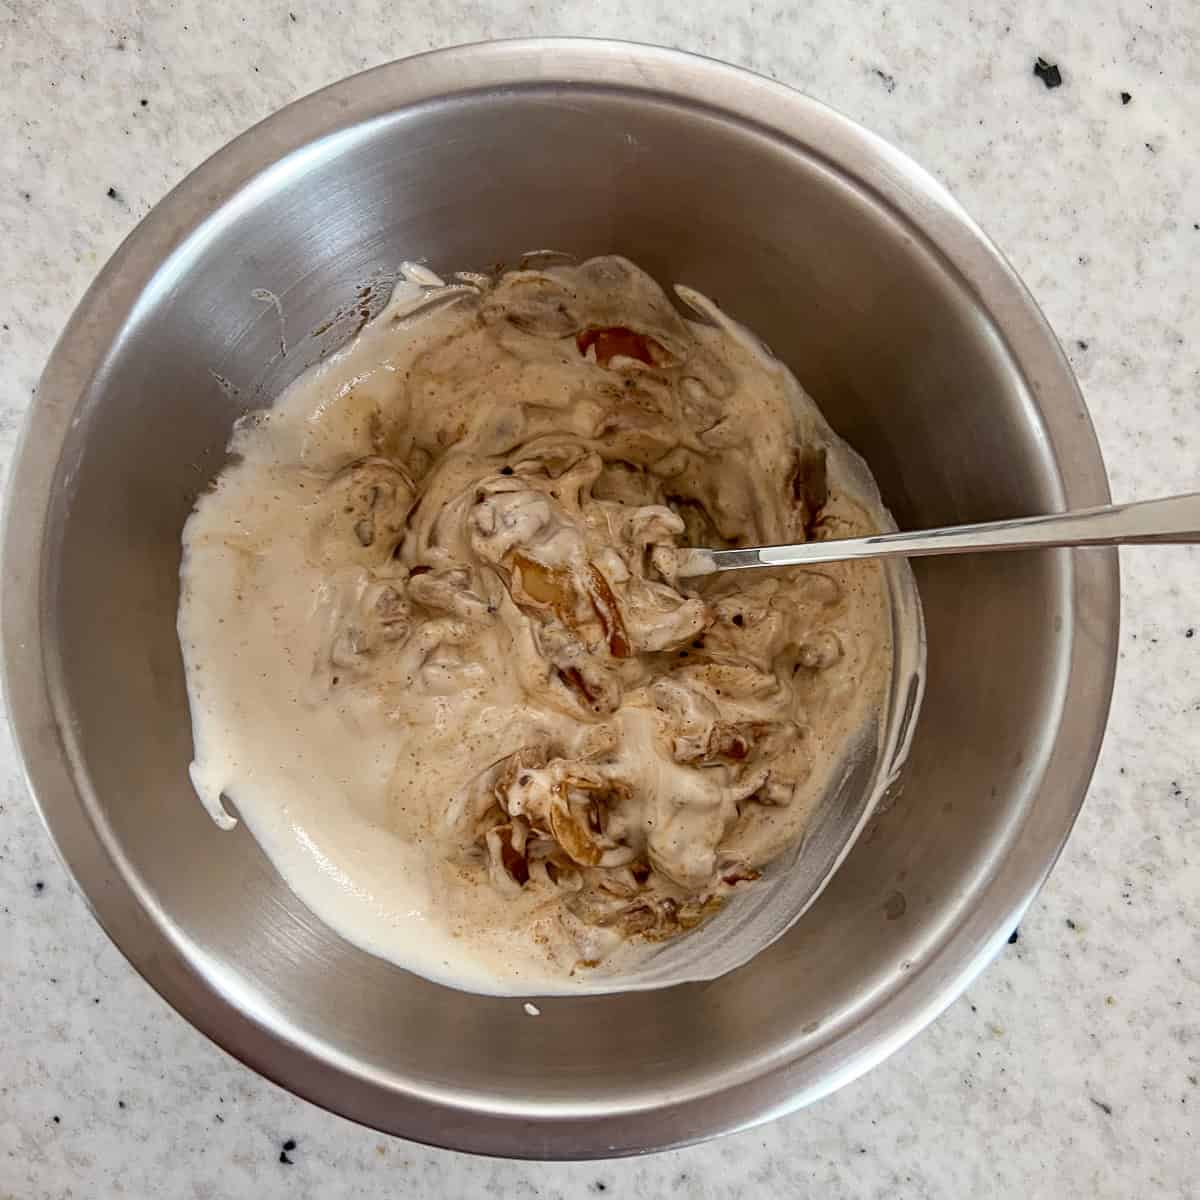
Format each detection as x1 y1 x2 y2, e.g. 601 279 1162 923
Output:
1 1 1198 1196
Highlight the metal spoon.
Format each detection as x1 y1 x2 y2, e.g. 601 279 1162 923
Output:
676 492 1200 576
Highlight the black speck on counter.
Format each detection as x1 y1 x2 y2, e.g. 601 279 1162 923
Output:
289 10 297 20
34 880 44 893
140 98 148 107
1008 927 1020 944
1145 142 1156 153
1091 1097 1114 1116
1066 917 1077 930
279 1151 293 1165
283 1139 297 1152
280 1138 297 1163
106 186 119 201
1121 91 1133 104
874 68 897 94
1077 339 1089 351
592 1184 608 1194
52 1115 60 1124
1186 628 1194 638
118 1100 126 1109
1033 57 1063 88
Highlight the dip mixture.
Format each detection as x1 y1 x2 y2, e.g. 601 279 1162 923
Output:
178 256 892 993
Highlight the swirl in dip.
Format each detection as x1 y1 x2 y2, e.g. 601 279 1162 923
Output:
178 256 891 993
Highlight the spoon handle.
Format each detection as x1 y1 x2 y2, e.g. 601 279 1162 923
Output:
690 492 1200 574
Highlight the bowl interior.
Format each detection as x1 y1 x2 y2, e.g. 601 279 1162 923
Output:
21 53 1111 1156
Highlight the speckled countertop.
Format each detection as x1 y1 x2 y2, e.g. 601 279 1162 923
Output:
1 2 1197 1197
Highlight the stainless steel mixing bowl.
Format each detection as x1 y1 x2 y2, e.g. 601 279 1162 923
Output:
2 40 1118 1157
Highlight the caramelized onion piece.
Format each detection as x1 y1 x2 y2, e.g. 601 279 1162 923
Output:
311 457 415 566
486 820 530 893
513 554 571 606
790 445 828 539
576 326 674 368
585 565 632 658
